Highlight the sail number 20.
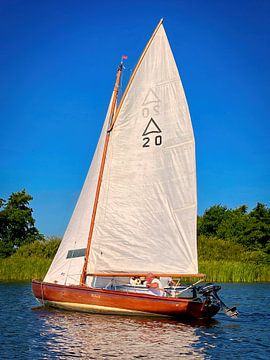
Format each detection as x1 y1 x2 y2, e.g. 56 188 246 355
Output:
142 135 162 148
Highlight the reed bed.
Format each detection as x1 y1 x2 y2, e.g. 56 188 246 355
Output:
199 260 270 282
0 257 269 282
0 257 51 281
0 237 269 282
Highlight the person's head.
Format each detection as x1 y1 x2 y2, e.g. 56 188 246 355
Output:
146 273 155 284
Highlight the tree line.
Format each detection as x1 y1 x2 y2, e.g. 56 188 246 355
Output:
198 203 270 254
1 190 269 259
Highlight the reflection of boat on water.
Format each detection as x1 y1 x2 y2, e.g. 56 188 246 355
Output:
32 308 210 359
32 19 237 320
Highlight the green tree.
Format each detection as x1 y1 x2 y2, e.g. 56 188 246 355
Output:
216 205 249 244
198 205 228 236
0 190 44 258
217 203 270 251
199 203 270 253
245 203 270 251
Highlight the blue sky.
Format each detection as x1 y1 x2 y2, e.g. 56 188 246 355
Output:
1 0 269 236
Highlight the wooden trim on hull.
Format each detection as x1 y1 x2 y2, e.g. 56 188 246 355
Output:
32 280 219 319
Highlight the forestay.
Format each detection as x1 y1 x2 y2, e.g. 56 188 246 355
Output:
88 24 198 275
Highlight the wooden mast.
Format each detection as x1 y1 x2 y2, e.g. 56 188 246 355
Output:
80 62 123 286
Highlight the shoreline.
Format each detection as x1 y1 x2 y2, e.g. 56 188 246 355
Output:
0 257 269 283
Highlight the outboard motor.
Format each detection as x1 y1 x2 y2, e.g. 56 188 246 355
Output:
197 283 238 318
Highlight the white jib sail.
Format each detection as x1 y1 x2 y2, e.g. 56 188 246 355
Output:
44 95 114 285
88 23 198 275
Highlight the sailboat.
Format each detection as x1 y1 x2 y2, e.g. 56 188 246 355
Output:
32 19 237 319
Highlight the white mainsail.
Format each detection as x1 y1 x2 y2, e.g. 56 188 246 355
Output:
88 23 198 275
44 21 198 286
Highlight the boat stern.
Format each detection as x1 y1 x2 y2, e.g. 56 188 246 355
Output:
196 283 238 319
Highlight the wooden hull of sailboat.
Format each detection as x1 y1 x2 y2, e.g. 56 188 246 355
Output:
32 280 219 319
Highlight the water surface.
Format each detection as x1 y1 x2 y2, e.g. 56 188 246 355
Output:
0 283 269 359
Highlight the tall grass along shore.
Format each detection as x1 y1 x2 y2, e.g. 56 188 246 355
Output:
0 236 269 282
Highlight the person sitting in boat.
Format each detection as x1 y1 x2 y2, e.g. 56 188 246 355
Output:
145 273 164 296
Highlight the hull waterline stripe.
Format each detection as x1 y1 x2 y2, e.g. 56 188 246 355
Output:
43 300 169 317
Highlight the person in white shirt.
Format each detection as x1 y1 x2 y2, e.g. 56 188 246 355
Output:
145 273 164 296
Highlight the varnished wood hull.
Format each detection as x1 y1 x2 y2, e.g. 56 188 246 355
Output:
32 280 220 319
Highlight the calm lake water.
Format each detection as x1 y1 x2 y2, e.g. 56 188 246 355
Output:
0 283 269 359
